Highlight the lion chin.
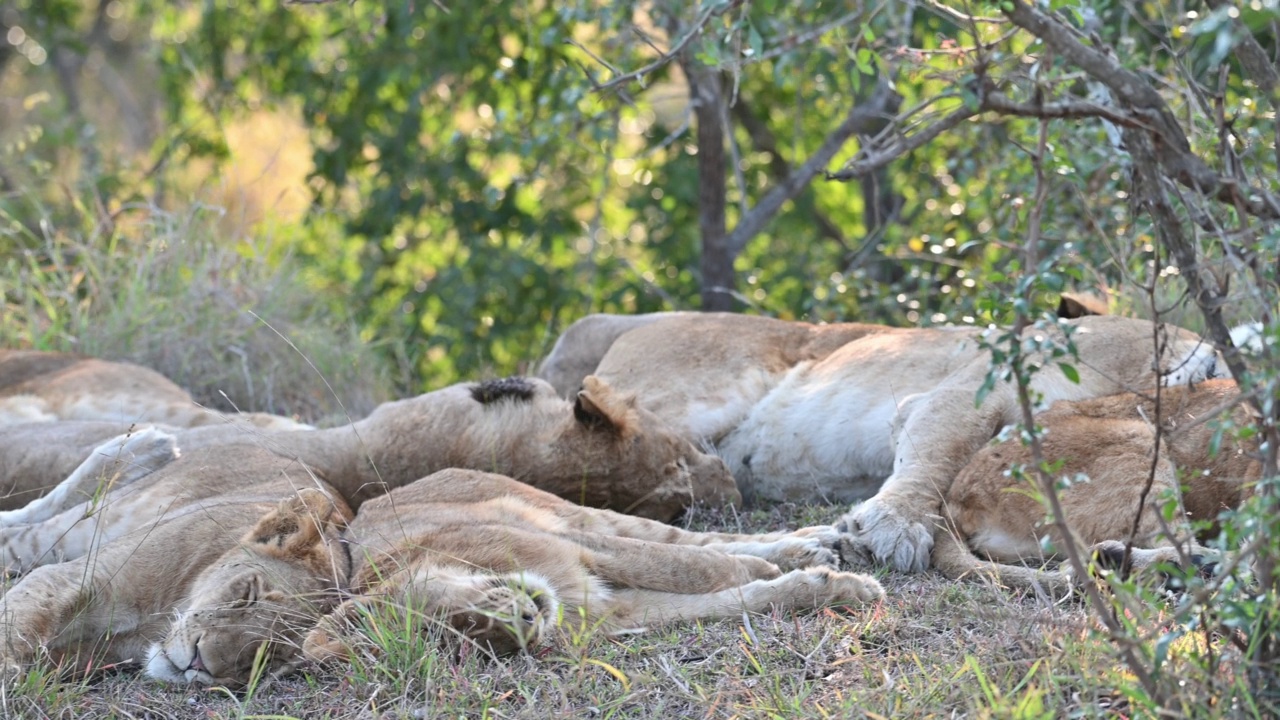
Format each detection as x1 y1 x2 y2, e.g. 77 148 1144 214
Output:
144 643 211 686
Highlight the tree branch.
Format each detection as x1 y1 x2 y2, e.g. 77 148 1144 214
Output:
825 100 973 181
833 0 1280 219
728 78 902 255
730 99 851 250
1204 0 1278 98
826 84 1152 182
1123 128 1251 387
1002 0 1280 220
575 1 738 93
980 90 1150 128
687 61 734 311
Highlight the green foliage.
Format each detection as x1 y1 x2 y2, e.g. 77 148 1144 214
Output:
6 0 1278 390
127 0 1160 383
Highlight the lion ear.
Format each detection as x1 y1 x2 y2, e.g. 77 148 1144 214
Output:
1057 292 1108 319
575 376 637 438
289 488 351 531
246 488 350 557
229 574 265 608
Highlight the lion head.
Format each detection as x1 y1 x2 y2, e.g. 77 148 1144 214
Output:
561 375 739 518
144 489 352 687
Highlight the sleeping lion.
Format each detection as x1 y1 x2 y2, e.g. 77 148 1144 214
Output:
932 378 1255 593
0 376 736 576
0 349 302 430
0 446 876 684
539 312 1229 572
144 470 880 686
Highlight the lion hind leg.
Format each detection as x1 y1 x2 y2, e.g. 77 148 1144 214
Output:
930 520 1073 597
597 566 883 632
702 535 839 571
546 504 840 569
1087 539 1224 585
0 427 178 527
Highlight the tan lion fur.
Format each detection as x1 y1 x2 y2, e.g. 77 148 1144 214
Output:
538 311 696 397
0 349 304 430
931 379 1256 593
542 312 1228 571
143 469 880 686
537 296 1110 404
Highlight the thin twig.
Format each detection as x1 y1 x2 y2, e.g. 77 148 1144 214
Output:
579 1 734 93
1011 116 1161 700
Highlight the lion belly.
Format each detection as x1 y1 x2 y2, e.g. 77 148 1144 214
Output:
716 330 982 504
717 379 897 504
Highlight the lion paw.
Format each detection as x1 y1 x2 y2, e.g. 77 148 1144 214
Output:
766 536 839 571
452 581 556 656
803 566 885 604
1071 541 1226 592
836 497 934 573
112 427 181 478
301 624 350 664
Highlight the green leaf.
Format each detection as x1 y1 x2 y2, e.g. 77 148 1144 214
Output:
856 48 874 75
747 24 764 58
1057 362 1080 384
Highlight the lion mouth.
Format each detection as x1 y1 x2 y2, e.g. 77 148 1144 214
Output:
186 644 206 673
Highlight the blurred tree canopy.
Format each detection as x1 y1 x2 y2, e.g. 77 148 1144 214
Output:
1 0 1277 385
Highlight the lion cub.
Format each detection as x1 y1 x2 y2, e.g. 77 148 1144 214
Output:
146 470 882 686
932 379 1255 592
0 376 741 576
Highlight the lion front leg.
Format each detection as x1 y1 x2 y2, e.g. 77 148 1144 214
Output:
533 501 841 570
0 559 149 677
571 533 782 592
699 531 841 571
839 384 1012 572
301 597 370 664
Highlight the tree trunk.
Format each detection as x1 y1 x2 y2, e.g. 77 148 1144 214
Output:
687 64 735 312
